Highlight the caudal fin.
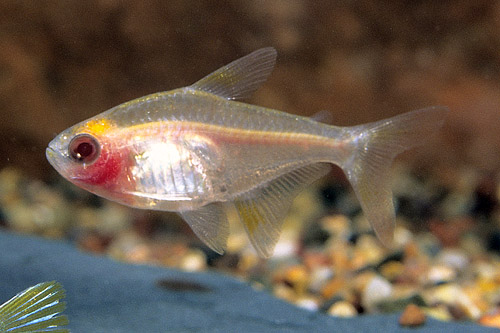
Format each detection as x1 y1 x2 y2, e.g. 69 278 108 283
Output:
341 106 448 246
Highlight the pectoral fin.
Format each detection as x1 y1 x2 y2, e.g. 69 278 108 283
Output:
234 163 330 258
190 47 277 100
180 203 229 254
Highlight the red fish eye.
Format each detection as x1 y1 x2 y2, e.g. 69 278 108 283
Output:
68 134 100 164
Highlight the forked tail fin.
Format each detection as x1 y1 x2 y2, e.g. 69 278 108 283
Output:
340 106 448 246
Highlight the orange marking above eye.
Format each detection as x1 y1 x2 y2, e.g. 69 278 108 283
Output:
85 118 116 135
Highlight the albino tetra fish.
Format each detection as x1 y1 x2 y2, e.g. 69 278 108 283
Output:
0 281 69 332
46 48 447 257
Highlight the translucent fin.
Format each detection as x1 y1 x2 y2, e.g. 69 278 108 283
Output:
234 163 330 258
341 106 448 246
310 110 333 124
0 281 69 333
180 203 229 254
190 47 277 100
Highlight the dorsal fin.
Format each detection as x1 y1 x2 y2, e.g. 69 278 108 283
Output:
310 110 333 124
190 47 277 100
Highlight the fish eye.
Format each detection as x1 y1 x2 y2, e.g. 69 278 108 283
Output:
68 134 100 164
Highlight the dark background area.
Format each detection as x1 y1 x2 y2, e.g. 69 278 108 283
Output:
1 0 499 178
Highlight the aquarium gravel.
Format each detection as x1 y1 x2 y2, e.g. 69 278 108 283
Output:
1 165 500 330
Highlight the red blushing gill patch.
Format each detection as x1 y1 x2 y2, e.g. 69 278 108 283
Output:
76 146 123 187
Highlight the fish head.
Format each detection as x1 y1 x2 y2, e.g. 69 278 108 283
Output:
46 117 125 196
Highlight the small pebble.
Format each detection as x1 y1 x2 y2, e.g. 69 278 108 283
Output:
320 214 351 239
436 248 469 271
399 303 426 327
426 264 456 284
353 234 385 267
321 277 346 299
273 283 296 303
460 234 486 256
226 231 248 253
237 251 260 273
95 203 133 236
379 261 405 281
308 266 333 293
327 300 358 317
295 296 319 311
422 284 481 320
327 241 352 272
393 226 413 247
107 231 146 261
362 274 393 312
479 308 500 329
180 249 207 272
463 284 490 313
272 230 299 258
78 233 110 253
283 265 310 295
126 243 152 263
424 304 452 322
376 288 425 313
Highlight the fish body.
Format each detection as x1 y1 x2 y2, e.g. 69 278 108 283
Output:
46 48 447 257
0 281 68 332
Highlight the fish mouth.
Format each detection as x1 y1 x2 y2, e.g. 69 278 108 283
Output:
45 147 59 164
45 146 66 174
45 147 55 163
45 146 55 156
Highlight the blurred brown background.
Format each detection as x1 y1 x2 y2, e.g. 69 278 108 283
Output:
1 0 499 178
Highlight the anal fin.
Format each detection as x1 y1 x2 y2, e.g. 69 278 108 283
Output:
234 163 330 258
